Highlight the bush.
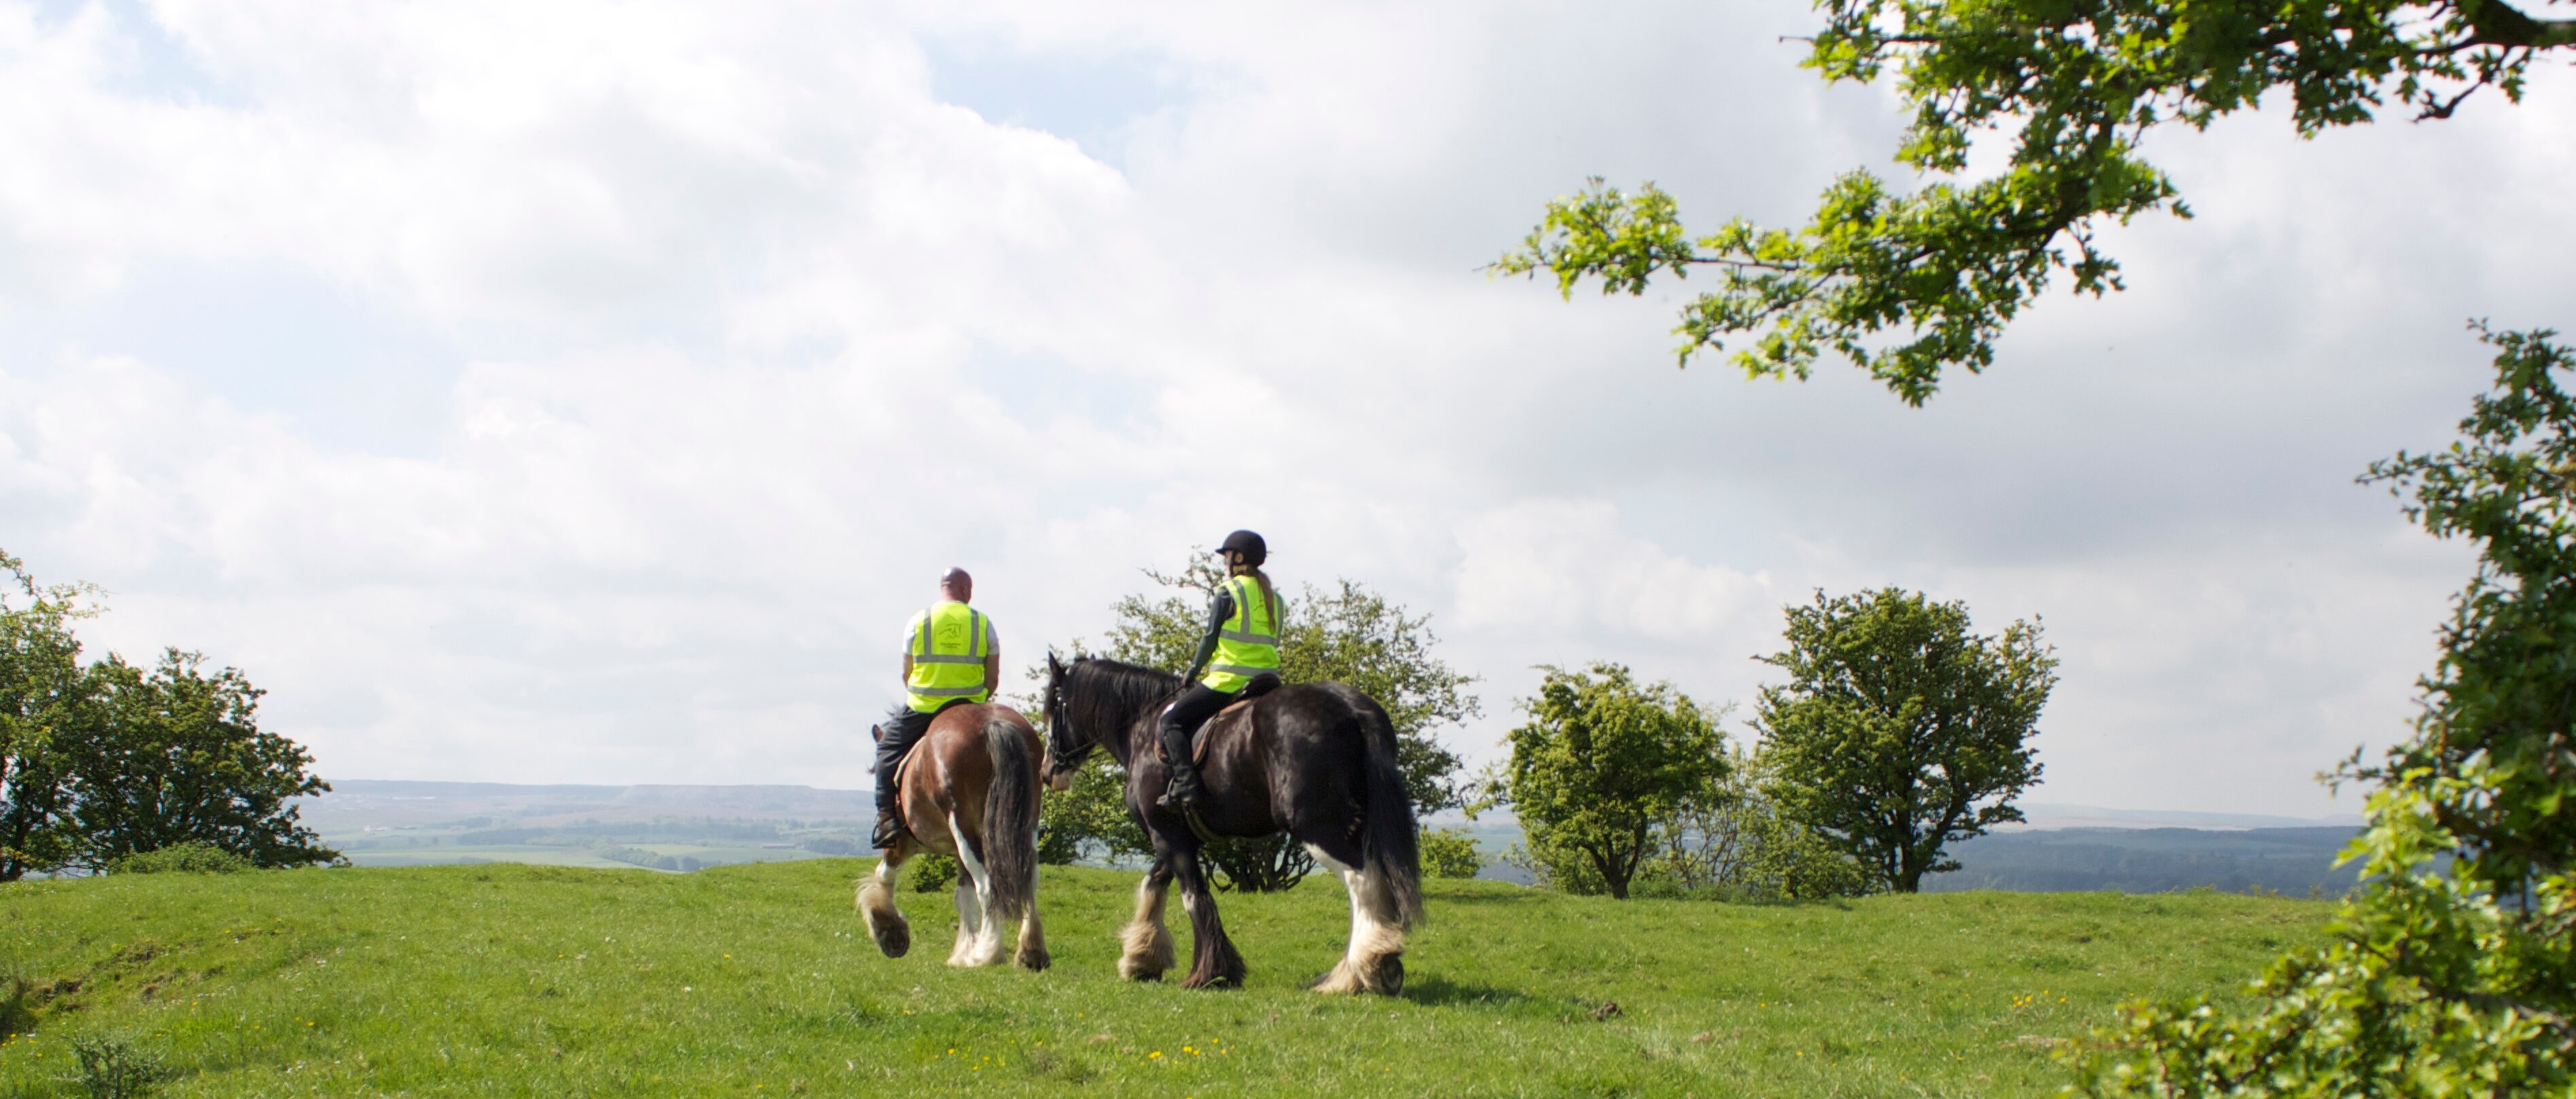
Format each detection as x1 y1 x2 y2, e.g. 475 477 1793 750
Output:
106 842 255 875
69 1031 168 1098
909 853 959 893
1418 826 1484 879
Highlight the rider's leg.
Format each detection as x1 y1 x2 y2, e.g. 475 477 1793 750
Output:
1155 684 1236 811
872 708 935 848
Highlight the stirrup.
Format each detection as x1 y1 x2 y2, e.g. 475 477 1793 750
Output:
1156 771 1202 812
871 812 905 850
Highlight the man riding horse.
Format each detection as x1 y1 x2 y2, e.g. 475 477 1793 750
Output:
1155 529 1283 812
873 567 1000 850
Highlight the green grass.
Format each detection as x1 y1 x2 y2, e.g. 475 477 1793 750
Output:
0 860 2327 1097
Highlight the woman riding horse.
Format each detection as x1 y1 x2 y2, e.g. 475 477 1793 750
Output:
1155 530 1285 811
1043 531 1425 994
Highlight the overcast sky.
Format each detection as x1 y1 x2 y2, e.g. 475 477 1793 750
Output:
3 0 2569 815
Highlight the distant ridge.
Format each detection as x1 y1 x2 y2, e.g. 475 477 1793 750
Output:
2011 802 2365 831
300 779 873 828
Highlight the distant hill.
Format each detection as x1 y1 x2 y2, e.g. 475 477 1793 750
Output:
1924 826 2363 896
295 780 875 871
301 779 872 828
300 782 2367 894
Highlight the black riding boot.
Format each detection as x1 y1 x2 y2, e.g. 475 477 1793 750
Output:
1155 684 1233 812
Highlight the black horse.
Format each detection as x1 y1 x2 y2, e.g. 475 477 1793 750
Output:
1042 654 1424 994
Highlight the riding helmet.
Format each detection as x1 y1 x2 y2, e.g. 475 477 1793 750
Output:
1217 529 1267 565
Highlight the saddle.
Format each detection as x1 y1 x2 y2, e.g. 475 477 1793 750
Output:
1191 672 1283 765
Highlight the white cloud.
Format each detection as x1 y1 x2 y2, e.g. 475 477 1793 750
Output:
0 0 2565 814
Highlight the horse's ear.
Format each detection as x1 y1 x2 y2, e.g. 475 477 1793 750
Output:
1047 650 1063 676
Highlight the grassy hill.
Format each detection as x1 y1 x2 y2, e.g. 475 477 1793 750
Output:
3 861 2328 1098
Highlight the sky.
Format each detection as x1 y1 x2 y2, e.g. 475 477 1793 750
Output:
2 0 2570 816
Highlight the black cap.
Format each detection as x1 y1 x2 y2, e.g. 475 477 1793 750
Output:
1217 529 1267 565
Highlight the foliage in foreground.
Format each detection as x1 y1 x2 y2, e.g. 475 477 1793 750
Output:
2074 327 2576 1096
1496 0 2575 402
0 858 2335 1098
1756 587 2055 893
0 552 333 879
1035 558 1478 891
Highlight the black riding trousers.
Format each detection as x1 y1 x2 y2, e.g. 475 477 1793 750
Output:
874 707 938 818
1158 683 1238 771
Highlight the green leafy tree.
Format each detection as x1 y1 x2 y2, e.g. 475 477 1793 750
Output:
1497 0 2576 404
2074 327 2576 1096
1489 663 1729 900
1043 558 1480 890
1755 588 2055 892
0 551 103 882
64 650 336 872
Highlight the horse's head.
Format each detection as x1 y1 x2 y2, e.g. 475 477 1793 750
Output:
1041 651 1091 792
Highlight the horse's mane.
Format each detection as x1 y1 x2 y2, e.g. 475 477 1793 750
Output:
1061 657 1183 744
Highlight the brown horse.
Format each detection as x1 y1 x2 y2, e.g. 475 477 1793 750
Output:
855 701 1049 970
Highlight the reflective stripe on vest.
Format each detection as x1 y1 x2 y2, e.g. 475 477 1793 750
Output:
1201 574 1280 691
905 601 991 712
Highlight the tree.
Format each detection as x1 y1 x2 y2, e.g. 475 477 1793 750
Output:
63 650 336 872
1489 663 1729 900
1041 558 1480 890
1497 0 2575 404
2074 327 2576 1096
0 548 335 878
1754 587 2054 892
0 551 101 882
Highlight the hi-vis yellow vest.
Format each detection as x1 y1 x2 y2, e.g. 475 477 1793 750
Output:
905 601 994 713
1202 574 1281 693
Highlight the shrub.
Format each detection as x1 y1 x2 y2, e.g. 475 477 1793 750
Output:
69 1031 168 1099
105 842 255 875
1418 826 1484 879
909 853 959 893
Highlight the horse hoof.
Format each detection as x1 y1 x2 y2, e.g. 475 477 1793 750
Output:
1017 948 1051 972
1180 972 1241 991
874 924 911 958
1373 956 1405 997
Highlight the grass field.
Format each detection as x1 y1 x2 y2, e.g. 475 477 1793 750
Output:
1 860 2329 1097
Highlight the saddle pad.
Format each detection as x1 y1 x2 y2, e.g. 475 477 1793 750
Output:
1193 698 1261 766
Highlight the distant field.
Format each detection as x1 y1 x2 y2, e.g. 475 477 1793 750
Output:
1 860 2329 1097
336 845 831 871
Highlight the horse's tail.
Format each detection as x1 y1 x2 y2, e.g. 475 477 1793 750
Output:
1349 688 1426 929
982 716 1041 920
